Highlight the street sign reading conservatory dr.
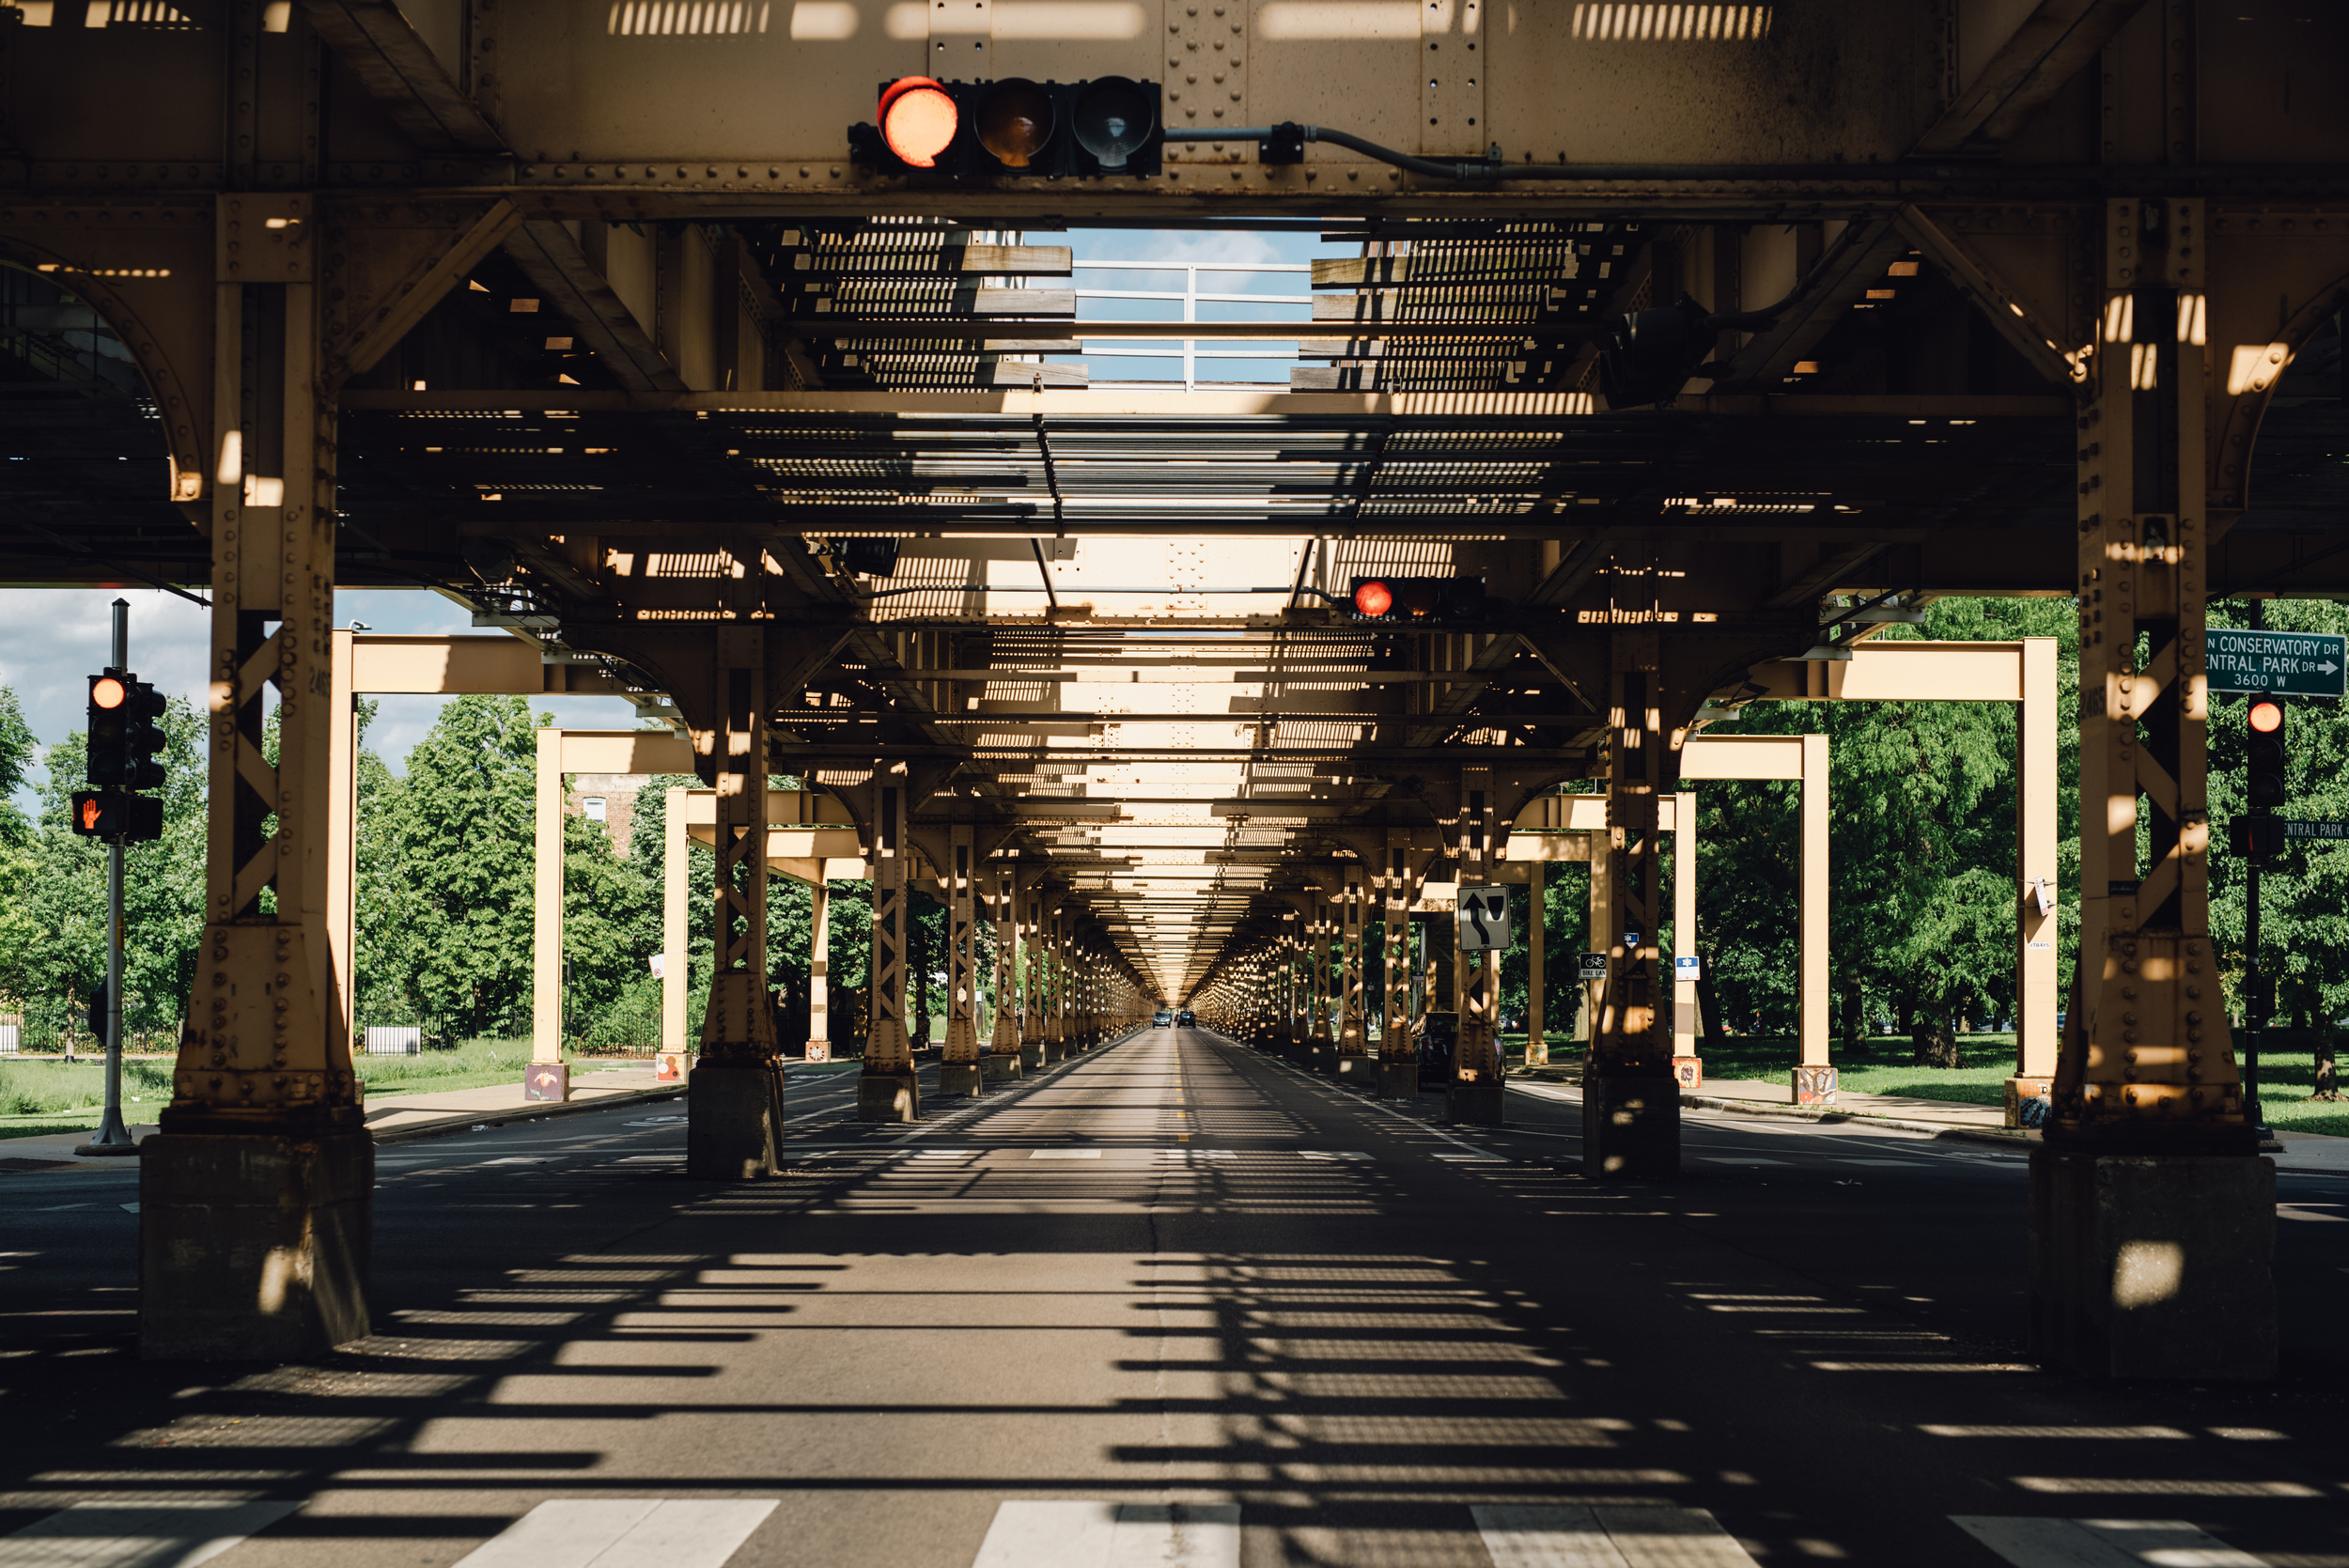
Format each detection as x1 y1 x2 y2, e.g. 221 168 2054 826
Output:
2205 629 2347 698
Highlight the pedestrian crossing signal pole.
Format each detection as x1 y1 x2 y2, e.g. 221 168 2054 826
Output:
78 599 138 1157
2242 601 2282 1144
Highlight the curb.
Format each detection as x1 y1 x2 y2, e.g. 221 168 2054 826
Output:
1676 1090 2031 1143
370 1084 686 1146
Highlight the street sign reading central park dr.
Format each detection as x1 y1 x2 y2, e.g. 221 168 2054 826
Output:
2206 629 2347 698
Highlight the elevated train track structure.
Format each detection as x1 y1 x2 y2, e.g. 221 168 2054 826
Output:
0 0 2343 1381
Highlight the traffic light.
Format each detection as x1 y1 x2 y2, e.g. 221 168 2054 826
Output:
1347 575 1488 625
2248 697 2288 810
850 75 1162 178
75 669 166 844
86 981 106 1037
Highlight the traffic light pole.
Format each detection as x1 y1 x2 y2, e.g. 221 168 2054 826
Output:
2243 599 2270 1143
79 598 136 1157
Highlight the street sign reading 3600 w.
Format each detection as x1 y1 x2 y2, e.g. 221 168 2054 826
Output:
2206 629 2347 698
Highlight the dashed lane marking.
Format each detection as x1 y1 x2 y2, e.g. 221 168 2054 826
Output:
970 1501 1239 1568
1472 1503 1759 1567
452 1499 778 1568
0 1499 301 1568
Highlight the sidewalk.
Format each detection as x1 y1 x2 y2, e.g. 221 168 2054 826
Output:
1687 1077 2016 1136
0 1064 681 1169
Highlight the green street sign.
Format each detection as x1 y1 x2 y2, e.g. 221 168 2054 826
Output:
2206 629 2347 698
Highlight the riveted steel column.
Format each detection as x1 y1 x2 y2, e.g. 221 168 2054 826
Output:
858 768 918 1120
147 199 371 1358
689 628 786 1178
1584 627 1678 1176
2034 194 2272 1380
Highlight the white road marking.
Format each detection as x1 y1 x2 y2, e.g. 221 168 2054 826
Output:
1836 1158 1930 1167
1699 1157 1789 1166
1299 1151 1372 1160
1031 1149 1104 1159
971 1501 1240 1568
452 1498 778 1568
1473 1503 1759 1567
1950 1516 2263 1566
0 1498 301 1568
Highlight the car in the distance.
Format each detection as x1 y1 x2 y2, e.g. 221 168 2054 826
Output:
1175 1009 1195 1027
1154 1009 1174 1028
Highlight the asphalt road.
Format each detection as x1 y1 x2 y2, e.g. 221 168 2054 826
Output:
1 1029 2344 1566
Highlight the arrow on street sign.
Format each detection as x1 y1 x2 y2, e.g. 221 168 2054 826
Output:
2206 629 2348 698
1456 888 1510 952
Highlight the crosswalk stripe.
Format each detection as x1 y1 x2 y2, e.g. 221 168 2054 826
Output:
0 1499 301 1568
1472 1504 1759 1568
1949 1516 2263 1567
452 1499 778 1568
971 1501 1240 1568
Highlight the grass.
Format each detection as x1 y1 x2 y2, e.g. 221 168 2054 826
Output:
0 1037 644 1141
1500 1031 2349 1139
0 1036 875 1140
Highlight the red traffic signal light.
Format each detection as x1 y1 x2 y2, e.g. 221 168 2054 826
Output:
91 675 126 709
1346 575 1487 625
879 76 958 168
2247 698 2289 810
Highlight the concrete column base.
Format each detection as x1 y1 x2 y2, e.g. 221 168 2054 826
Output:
1792 1063 1839 1105
983 1054 1023 1082
1446 1079 1506 1126
1582 1077 1681 1179
1043 1034 1067 1063
1019 1044 1044 1071
802 1038 832 1064
1376 1062 1419 1100
2030 1148 2276 1379
937 1062 986 1097
1334 1054 1372 1088
1672 1055 1703 1092
140 1131 373 1360
524 1062 569 1101
857 1070 921 1122
687 1063 787 1180
2006 1076 2054 1126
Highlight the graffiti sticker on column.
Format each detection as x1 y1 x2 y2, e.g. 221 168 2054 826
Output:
2206 629 2346 697
1455 889 1510 952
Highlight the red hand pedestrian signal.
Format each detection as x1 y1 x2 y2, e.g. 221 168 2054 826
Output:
81 797 102 832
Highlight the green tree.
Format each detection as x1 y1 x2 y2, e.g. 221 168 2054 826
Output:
1694 597 2078 1055
365 695 541 1038
11 695 209 1038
